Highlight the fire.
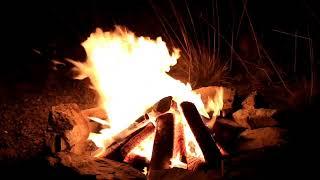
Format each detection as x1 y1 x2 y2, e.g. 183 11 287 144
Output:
170 152 187 169
71 26 223 165
206 87 224 117
125 132 155 162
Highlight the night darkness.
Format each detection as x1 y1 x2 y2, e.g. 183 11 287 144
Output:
2 0 320 82
1 0 320 179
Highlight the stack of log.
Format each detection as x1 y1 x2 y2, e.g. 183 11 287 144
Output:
45 86 287 179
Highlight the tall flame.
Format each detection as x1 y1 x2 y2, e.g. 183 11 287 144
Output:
72 26 223 163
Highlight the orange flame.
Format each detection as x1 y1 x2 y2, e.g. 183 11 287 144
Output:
72 26 223 163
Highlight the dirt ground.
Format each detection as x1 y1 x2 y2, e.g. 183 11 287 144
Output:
0 70 98 161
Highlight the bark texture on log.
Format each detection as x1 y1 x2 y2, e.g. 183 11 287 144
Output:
149 113 174 171
47 103 90 155
153 96 172 114
187 156 206 171
180 102 221 168
121 122 155 159
103 114 149 158
51 152 146 179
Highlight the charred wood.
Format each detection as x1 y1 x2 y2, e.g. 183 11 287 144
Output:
149 113 174 171
180 101 221 168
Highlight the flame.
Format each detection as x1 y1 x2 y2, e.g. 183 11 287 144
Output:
205 87 224 117
72 26 224 166
125 131 155 162
73 26 209 152
143 167 148 175
170 152 187 169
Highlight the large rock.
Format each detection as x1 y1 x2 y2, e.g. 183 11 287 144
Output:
236 127 287 151
232 109 251 129
47 103 90 154
241 91 257 110
247 109 278 129
232 92 278 129
51 152 146 179
233 108 278 129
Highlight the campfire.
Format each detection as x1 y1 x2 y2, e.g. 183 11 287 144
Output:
46 26 286 179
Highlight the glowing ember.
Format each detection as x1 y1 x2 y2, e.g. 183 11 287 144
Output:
170 152 187 169
71 26 223 163
125 132 155 162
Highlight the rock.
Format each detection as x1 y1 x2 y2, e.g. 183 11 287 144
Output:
233 108 278 129
54 152 146 179
248 109 278 129
248 117 278 129
252 108 277 117
81 107 108 120
47 103 90 154
236 127 287 151
242 91 257 110
232 109 251 129
194 86 235 110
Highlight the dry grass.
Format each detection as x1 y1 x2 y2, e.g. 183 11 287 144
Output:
149 0 319 109
150 0 230 89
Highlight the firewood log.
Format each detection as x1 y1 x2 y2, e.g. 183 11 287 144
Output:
104 114 149 158
180 102 221 168
120 122 155 159
153 96 172 114
174 119 187 163
149 113 174 171
104 96 172 158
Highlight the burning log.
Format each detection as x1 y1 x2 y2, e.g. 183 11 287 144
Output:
120 122 155 159
149 113 175 171
174 119 187 163
153 96 173 114
104 96 172 158
47 103 90 155
180 102 221 168
104 114 149 158
187 157 206 171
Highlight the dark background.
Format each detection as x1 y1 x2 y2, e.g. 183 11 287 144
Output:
2 0 320 80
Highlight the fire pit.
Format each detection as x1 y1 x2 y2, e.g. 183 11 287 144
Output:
44 27 288 179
